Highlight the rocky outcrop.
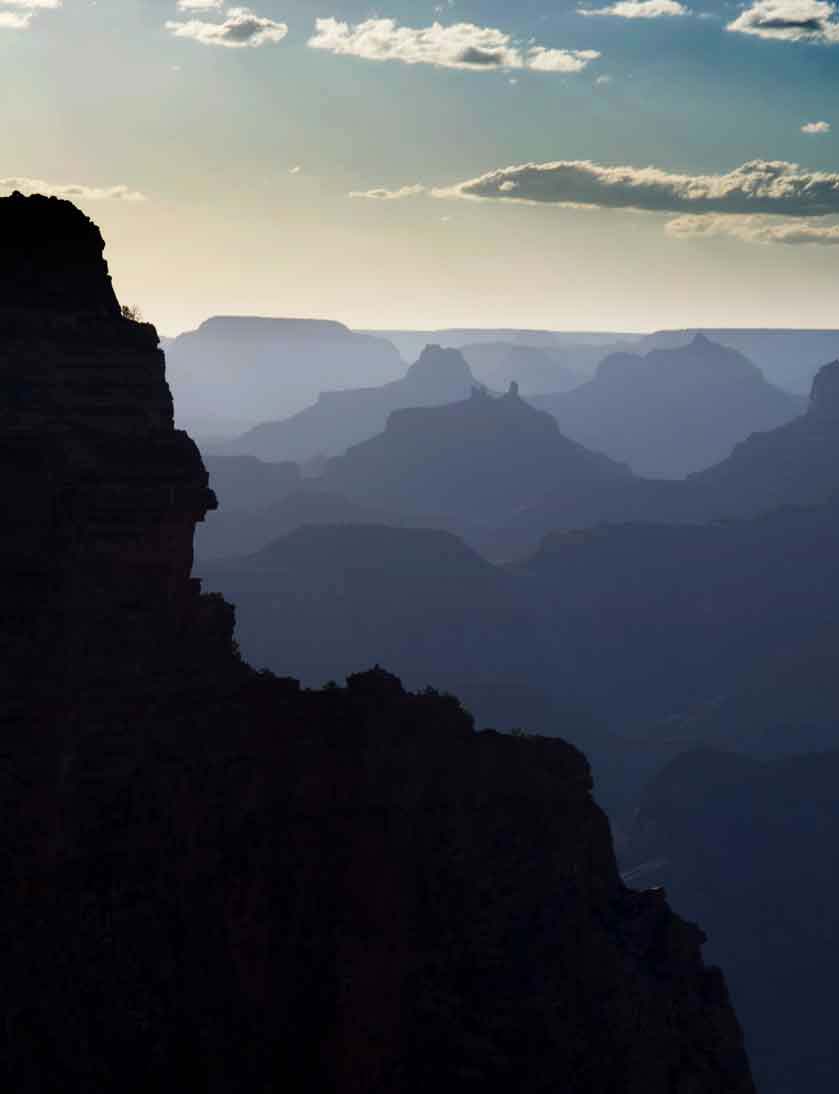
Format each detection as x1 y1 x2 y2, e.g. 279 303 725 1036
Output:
0 190 121 316
0 194 754 1093
460 340 582 395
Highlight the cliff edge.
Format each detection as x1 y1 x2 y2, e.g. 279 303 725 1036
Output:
0 194 754 1093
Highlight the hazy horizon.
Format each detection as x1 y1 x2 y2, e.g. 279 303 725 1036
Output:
5 0 838 335
161 315 839 340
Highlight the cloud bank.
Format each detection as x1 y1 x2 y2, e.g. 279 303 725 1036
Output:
0 178 147 201
579 0 689 18
727 0 839 43
308 17 599 73
667 213 839 244
166 6 288 48
440 158 839 217
358 157 839 246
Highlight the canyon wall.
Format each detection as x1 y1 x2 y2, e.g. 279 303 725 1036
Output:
0 193 754 1093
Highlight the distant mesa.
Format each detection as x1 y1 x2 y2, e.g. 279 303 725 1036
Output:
165 313 404 432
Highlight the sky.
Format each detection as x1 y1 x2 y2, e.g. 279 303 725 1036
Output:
3 0 839 334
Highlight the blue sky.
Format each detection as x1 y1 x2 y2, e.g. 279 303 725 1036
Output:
3 0 839 332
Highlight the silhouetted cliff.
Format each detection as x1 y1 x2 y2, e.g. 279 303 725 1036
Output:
0 194 754 1093
0 190 121 316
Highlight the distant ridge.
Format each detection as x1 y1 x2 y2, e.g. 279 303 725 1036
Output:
321 381 630 527
640 328 839 393
532 334 802 476
495 359 839 555
225 344 476 464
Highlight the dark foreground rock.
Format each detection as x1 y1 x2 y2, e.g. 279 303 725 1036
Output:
0 193 754 1093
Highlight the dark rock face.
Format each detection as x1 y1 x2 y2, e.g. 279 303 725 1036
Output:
0 190 120 316
0 194 755 1093
0 193 235 754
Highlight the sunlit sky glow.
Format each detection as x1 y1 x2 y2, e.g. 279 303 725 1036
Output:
4 0 839 333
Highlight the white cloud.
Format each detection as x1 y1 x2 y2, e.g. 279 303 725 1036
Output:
437 158 839 217
176 0 223 9
0 11 32 27
308 17 599 73
0 0 62 30
351 157 839 245
527 46 601 72
579 0 689 17
727 0 839 43
0 177 147 201
349 184 427 200
802 120 831 133
166 6 288 48
309 17 519 69
289 165 302 174
667 213 839 244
